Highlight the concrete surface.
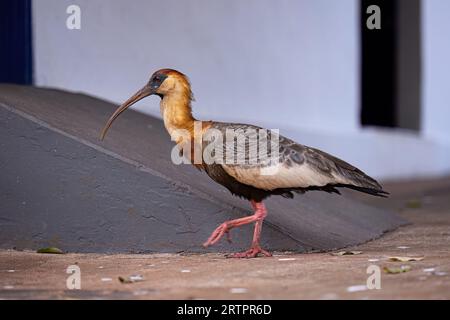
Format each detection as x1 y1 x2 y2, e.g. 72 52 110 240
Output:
0 85 406 253
0 178 449 300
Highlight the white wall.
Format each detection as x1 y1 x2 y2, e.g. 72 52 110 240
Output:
422 0 450 145
33 0 359 134
32 0 450 180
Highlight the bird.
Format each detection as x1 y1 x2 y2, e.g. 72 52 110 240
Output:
100 68 388 258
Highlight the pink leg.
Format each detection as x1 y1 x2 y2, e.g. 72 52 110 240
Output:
203 200 272 258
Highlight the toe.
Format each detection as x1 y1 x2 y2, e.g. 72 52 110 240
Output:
226 247 272 259
259 248 273 257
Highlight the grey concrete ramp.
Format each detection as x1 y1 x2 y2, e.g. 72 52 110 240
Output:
0 84 407 253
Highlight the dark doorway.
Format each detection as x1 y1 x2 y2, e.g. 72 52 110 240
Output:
0 0 33 85
360 0 421 131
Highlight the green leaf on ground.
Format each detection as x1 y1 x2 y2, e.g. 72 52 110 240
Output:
37 247 64 254
383 265 412 274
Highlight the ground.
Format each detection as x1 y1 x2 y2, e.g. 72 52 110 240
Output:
1 178 449 300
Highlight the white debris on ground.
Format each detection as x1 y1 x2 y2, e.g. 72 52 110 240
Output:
230 288 248 294
346 285 367 293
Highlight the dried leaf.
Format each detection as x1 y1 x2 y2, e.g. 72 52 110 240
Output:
118 276 130 284
389 256 424 262
331 251 362 256
383 265 411 274
37 247 64 254
119 274 144 284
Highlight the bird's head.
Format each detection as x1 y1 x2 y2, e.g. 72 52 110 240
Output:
100 68 193 140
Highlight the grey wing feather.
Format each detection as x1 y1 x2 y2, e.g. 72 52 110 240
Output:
279 134 382 190
207 122 271 167
306 147 382 190
205 122 382 191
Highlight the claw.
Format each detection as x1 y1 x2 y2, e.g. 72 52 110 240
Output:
226 247 272 259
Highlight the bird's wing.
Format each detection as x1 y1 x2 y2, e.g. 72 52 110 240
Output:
204 122 382 191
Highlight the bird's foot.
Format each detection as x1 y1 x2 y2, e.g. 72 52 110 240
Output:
226 246 272 259
203 222 232 247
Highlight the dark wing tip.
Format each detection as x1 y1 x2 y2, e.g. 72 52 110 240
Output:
340 184 390 198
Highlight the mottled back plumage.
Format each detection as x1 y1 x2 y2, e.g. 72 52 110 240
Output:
201 122 387 201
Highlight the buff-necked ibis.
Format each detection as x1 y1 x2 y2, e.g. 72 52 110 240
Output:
100 69 388 258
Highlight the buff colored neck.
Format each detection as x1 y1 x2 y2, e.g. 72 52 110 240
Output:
160 91 196 138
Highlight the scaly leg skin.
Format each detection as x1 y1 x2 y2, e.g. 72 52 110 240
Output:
203 200 272 258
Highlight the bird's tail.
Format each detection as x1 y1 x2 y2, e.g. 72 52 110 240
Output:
339 184 389 198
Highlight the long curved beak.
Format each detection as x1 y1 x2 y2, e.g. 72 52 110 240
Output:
100 85 153 140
